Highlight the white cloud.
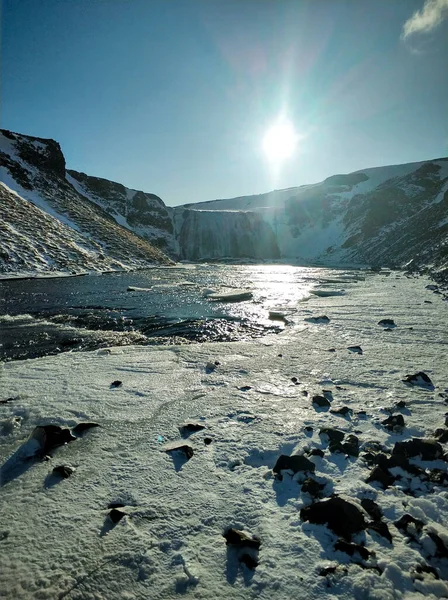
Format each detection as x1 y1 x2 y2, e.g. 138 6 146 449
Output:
402 0 448 39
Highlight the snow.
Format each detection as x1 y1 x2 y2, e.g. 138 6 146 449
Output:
1 272 448 599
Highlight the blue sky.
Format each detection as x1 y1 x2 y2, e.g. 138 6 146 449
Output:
2 0 448 205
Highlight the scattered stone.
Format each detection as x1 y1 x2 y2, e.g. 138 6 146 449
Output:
302 390 309 396
164 442 194 460
330 406 352 417
238 386 252 392
367 521 392 543
424 300 432 304
301 497 366 540
392 438 443 461
426 284 438 291
366 466 394 489
394 514 424 534
413 564 440 580
0 531 9 541
347 346 363 354
304 426 313 433
239 553 259 570
402 372 434 389
278 353 283 357
381 414 405 431
302 477 326 498
305 315 330 324
328 348 336 353
319 428 345 443
110 380 122 388
312 395 331 408
223 528 261 550
427 530 448 559
52 465 75 479
205 362 218 373
328 441 345 454
434 428 448 443
204 437 213 445
274 454 316 475
334 540 371 561
109 508 126 524
342 435 360 457
383 328 394 332
29 425 76 454
378 319 396 327
0 397 15 405
179 422 205 435
72 422 100 435
361 498 382 521
291 376 299 384
318 565 338 576
309 448 325 458
396 400 407 409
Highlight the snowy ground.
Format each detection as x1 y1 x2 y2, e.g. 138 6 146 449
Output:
1 273 447 599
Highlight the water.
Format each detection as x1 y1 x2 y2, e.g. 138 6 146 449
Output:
0 264 351 361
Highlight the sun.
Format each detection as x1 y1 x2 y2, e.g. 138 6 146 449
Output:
262 118 298 163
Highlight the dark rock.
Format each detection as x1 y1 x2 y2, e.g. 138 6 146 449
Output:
238 386 252 392
302 477 326 498
108 502 125 509
427 531 448 559
434 428 448 443
204 437 213 445
402 372 434 388
302 390 309 396
424 300 432 304
72 422 100 435
300 497 366 540
334 540 371 560
366 466 394 489
328 441 345 454
223 528 261 550
304 426 313 433
305 315 330 324
291 376 299 384
328 348 336 352
239 553 259 570
109 508 126 523
347 346 363 354
110 380 122 388
278 353 283 357
164 443 194 460
378 319 396 327
413 564 440 580
0 531 9 541
319 428 345 443
381 414 405 431
319 565 338 576
342 435 360 457
273 454 315 474
396 400 406 409
367 521 392 543
52 465 75 479
309 448 325 458
330 406 352 416
179 422 205 435
312 395 331 408
361 498 382 521
394 514 424 534
322 390 334 400
392 438 443 461
29 425 76 454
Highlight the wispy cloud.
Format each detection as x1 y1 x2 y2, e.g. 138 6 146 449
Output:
402 0 448 39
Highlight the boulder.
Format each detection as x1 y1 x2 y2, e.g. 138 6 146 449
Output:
273 454 315 475
300 497 366 539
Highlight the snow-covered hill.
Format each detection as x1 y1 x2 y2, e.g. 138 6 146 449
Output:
1 127 447 274
0 130 172 275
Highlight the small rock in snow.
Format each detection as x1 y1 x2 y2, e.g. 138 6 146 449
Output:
319 428 345 443
305 315 330 324
302 477 326 498
30 425 76 454
109 508 126 524
239 553 259 570
328 348 336 352
330 406 352 417
402 371 434 389
52 465 75 479
300 497 366 540
291 376 299 384
110 380 122 388
334 540 372 561
395 400 407 409
205 362 218 373
434 428 448 443
223 528 261 550
308 448 325 458
394 514 424 534
164 442 194 460
367 521 392 543
366 466 394 489
203 437 213 445
381 414 405 432
378 319 396 327
179 422 205 435
312 395 331 408
361 498 382 521
238 385 252 392
392 438 443 461
273 454 316 475
347 346 363 354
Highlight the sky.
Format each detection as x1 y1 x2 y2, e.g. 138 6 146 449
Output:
2 0 448 206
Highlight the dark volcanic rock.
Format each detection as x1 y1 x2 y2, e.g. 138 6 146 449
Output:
52 465 75 479
367 521 392 543
164 443 194 460
204 437 213 445
223 528 261 550
302 477 326 498
378 319 396 327
312 395 331 408
72 422 100 435
402 372 434 389
319 428 345 443
394 514 424 534
334 540 371 560
342 435 360 457
109 508 126 523
300 497 366 540
273 454 315 474
30 425 76 454
381 414 405 431
308 448 325 458
179 422 206 435
392 438 444 461
434 428 448 443
330 406 352 416
347 346 363 354
366 466 394 489
305 315 330 324
361 498 382 521
110 380 123 388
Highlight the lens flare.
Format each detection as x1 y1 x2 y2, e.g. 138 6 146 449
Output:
262 118 298 163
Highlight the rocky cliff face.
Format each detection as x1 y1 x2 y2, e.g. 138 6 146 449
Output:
0 129 173 274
